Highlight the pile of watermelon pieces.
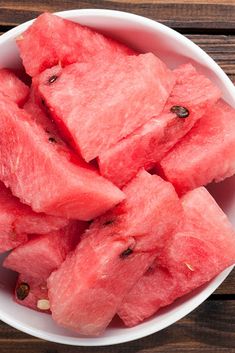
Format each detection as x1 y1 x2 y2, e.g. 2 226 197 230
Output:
1 12 235 336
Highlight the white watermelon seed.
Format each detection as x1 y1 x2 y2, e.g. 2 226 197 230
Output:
37 299 50 310
185 263 195 271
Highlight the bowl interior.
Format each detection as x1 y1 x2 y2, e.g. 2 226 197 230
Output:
0 9 235 346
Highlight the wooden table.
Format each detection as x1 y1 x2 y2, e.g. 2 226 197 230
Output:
0 0 235 352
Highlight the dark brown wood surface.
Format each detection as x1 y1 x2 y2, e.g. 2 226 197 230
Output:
0 0 235 351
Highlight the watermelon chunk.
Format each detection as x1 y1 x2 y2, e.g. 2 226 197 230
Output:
4 221 85 281
24 87 56 132
0 68 29 106
47 170 183 336
159 99 235 194
0 93 125 220
118 187 235 327
24 81 93 170
38 53 175 161
17 12 134 77
15 274 50 313
0 181 69 254
98 63 221 187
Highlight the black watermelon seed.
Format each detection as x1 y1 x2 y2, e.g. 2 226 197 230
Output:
120 248 133 259
48 75 58 84
170 105 189 118
103 219 115 226
16 282 30 300
145 266 155 276
48 137 57 143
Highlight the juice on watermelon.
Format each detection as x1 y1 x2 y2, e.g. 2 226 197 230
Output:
47 170 183 335
98 63 221 187
38 53 175 161
159 99 235 194
0 92 125 220
17 12 134 77
118 187 235 327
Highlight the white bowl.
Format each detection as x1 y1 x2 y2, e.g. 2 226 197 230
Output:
0 9 235 346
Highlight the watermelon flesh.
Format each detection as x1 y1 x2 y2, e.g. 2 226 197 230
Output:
98 63 221 187
38 53 175 161
24 87 59 135
118 187 235 327
159 99 235 194
17 12 134 77
47 170 183 336
23 81 94 171
0 93 125 220
0 68 29 106
0 181 69 254
4 221 85 281
15 274 50 313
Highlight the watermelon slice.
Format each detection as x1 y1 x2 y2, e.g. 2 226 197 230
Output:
118 187 235 327
47 170 183 336
24 80 93 168
38 53 175 161
4 221 85 281
15 274 50 313
98 63 221 187
0 68 29 106
17 12 134 77
0 93 125 220
24 87 57 132
159 99 235 194
0 181 69 254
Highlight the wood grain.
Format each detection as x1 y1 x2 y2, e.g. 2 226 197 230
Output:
215 269 235 295
186 34 235 81
0 0 235 30
0 300 235 353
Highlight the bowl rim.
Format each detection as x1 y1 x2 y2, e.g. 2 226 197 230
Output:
0 8 234 346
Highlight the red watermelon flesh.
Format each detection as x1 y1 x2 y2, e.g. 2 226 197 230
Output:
23 81 93 170
38 53 175 161
47 170 183 336
0 93 125 220
0 219 27 255
15 274 50 313
159 99 235 194
98 63 221 188
0 181 69 253
24 87 57 133
89 171 182 252
17 12 134 77
4 221 85 281
0 68 29 106
118 187 235 327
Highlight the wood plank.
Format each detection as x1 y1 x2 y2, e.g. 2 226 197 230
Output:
0 0 235 29
215 269 235 295
0 300 235 352
186 34 235 80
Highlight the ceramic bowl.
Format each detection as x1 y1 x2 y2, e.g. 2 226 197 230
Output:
0 9 235 346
